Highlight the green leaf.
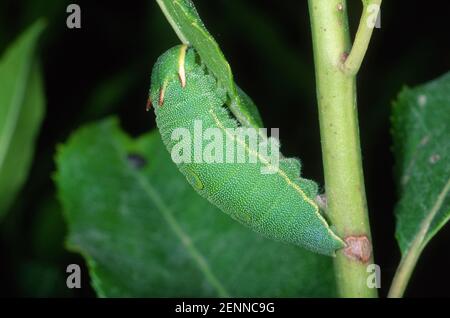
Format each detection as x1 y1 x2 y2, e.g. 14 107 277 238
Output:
0 20 46 219
155 0 263 128
392 72 450 255
56 118 336 297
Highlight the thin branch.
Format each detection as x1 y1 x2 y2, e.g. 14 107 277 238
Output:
341 0 382 76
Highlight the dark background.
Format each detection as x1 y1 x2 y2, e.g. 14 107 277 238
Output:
0 0 449 297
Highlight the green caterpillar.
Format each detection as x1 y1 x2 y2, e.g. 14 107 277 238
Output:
149 45 344 256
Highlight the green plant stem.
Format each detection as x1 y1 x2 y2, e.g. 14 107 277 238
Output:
308 0 377 297
342 0 382 76
387 243 423 299
388 178 450 298
156 0 189 44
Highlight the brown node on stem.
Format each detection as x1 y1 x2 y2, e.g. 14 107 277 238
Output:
343 235 372 263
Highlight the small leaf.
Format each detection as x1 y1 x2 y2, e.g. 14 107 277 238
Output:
392 72 450 255
55 118 336 297
155 0 263 128
0 20 46 219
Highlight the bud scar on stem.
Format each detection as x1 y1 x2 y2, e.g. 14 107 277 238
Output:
343 235 372 263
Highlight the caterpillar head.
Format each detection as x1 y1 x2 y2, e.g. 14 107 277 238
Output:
149 44 197 108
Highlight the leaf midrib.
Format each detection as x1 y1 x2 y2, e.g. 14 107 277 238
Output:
109 136 230 297
414 177 450 253
135 170 230 297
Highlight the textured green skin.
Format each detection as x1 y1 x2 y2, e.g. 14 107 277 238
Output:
149 45 344 256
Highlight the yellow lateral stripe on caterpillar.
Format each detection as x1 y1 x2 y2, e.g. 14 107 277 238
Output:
208 108 343 244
